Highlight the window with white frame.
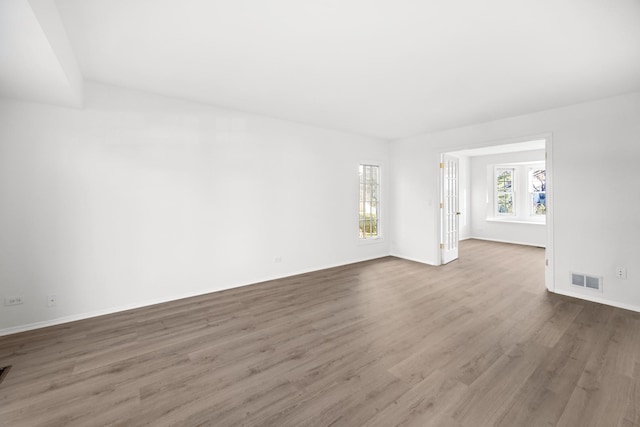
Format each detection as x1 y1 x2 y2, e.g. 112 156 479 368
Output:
359 164 380 239
493 162 546 222
529 167 546 216
496 168 515 216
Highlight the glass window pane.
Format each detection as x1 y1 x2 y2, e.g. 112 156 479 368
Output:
496 168 514 215
497 169 513 192
497 193 514 214
529 167 546 215
359 164 380 239
531 192 546 215
530 169 546 192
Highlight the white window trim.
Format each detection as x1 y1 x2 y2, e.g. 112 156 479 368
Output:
495 167 516 217
358 162 383 243
528 165 547 218
490 162 546 224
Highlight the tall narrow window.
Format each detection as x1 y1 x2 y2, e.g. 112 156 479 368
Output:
529 167 546 215
496 168 515 215
359 164 380 239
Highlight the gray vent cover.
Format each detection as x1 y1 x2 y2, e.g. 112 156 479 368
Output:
572 273 584 287
571 272 602 292
586 276 601 290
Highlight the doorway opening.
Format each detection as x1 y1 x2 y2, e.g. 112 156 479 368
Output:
439 136 554 291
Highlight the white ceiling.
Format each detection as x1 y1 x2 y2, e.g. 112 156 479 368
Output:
5 0 640 139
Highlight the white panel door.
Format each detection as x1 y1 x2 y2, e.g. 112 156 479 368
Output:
441 155 460 264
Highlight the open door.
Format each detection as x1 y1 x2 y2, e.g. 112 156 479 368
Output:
441 155 460 264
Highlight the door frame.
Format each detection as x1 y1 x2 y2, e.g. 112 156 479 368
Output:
437 134 555 292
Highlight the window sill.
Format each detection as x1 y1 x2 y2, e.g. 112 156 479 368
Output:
358 237 385 245
486 218 546 225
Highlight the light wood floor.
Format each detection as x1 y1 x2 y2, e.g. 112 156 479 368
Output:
1 239 639 426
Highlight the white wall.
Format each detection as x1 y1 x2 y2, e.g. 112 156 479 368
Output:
390 91 640 311
3 84 639 332
469 149 545 246
0 82 390 333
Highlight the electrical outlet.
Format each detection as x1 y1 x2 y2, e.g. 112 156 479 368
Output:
274 256 283 263
616 266 627 280
4 296 24 306
47 294 57 307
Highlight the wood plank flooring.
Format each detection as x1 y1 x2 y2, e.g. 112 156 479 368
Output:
1 239 640 426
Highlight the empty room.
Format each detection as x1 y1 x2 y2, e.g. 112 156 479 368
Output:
1 0 640 425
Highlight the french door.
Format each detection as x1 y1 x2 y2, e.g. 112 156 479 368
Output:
441 155 460 264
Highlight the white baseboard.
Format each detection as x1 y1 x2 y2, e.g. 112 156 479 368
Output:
0 291 214 337
551 288 640 313
389 252 437 266
0 255 390 337
10 250 636 337
467 236 546 248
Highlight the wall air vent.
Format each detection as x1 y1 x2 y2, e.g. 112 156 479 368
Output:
571 272 603 292
571 273 585 287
